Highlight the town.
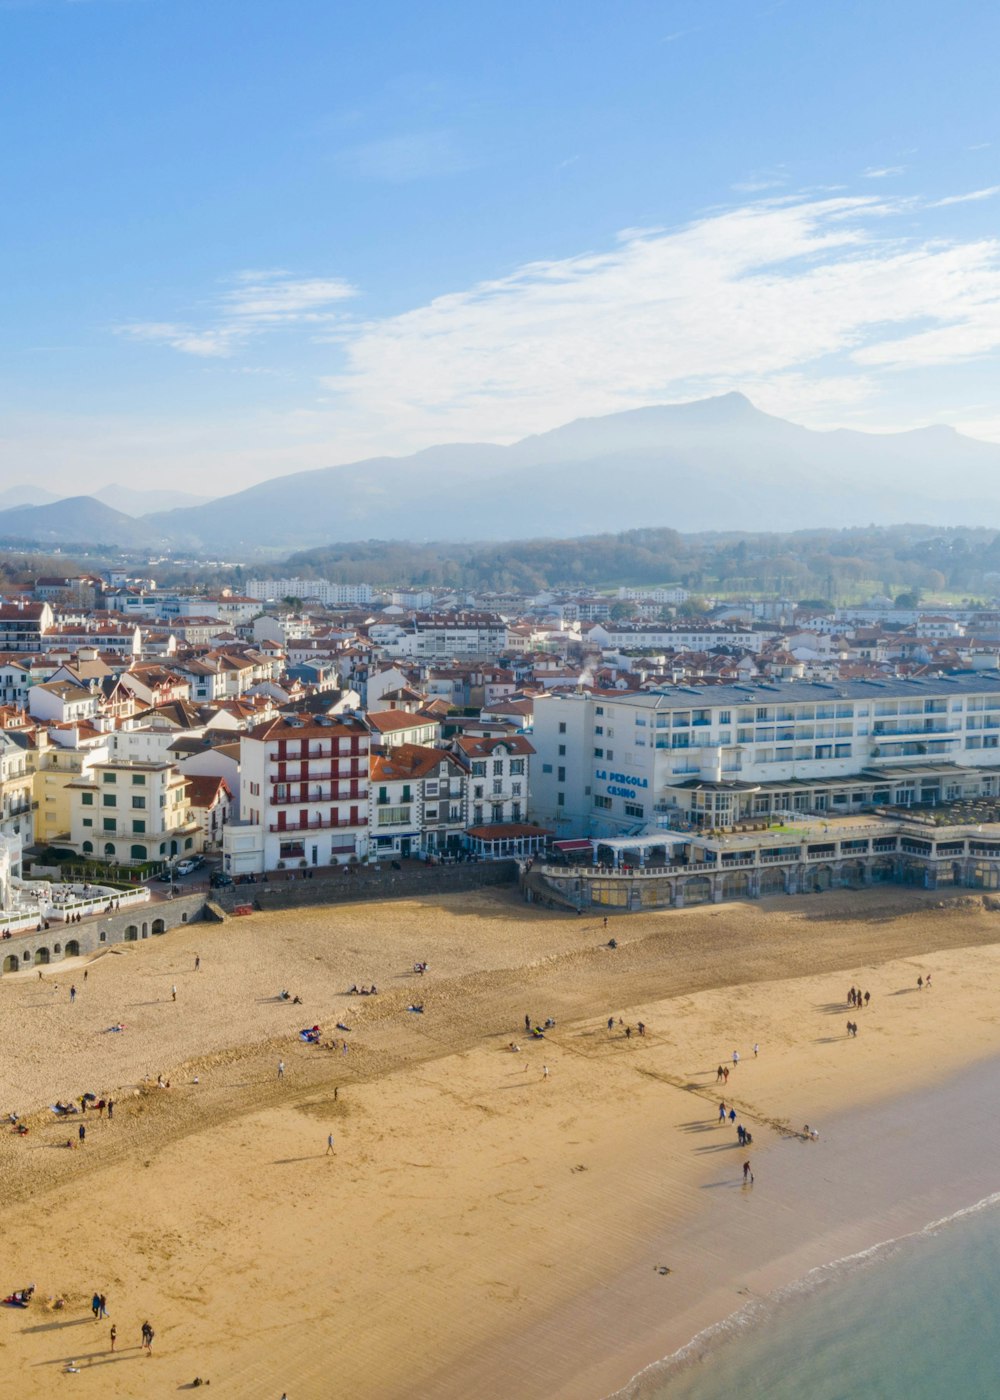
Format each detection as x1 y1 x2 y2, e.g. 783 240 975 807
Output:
1 568 1000 956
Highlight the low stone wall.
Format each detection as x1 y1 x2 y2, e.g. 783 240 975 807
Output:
214 859 519 913
0 892 208 973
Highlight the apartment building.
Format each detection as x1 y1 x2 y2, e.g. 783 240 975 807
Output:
66 758 199 864
368 745 468 859
453 734 533 827
531 675 1000 837
238 713 370 869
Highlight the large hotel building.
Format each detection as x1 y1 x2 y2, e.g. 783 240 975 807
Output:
531 674 1000 837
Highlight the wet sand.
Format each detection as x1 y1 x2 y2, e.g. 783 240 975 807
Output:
1 885 1000 1397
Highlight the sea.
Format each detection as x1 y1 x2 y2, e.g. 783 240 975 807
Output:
629 1185 1000 1400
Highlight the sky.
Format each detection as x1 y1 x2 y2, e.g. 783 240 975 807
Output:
2 0 1000 499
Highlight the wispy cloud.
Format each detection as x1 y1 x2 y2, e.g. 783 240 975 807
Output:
863 165 906 179
119 270 355 358
311 194 1000 449
335 129 471 182
929 185 1000 207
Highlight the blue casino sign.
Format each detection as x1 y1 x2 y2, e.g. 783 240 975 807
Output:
595 769 649 800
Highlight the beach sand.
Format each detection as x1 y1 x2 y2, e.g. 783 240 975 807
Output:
2 884 1000 1397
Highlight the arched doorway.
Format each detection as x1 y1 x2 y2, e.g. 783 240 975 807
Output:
34 947 50 965
721 871 751 900
684 875 713 906
125 925 138 941
152 918 165 934
82 841 93 855
170 840 179 857
65 939 80 958
3 954 19 973
810 865 832 892
104 843 115 858
130 844 145 861
759 867 787 895
141 922 149 938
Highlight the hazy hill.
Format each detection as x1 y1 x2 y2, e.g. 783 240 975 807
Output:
146 394 1000 551
0 496 167 548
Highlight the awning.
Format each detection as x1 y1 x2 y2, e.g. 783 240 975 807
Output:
552 839 592 852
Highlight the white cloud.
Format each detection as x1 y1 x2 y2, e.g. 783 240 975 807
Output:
929 185 1000 207
313 194 1000 450
118 270 356 358
863 166 906 179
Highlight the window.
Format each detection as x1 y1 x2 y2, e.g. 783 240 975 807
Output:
82 817 93 828
474 806 483 823
492 779 503 795
719 710 731 725
132 820 146 834
103 794 116 808
512 802 521 821
472 761 487 777
558 722 566 733
380 806 412 826
542 763 553 773
558 745 566 756
557 792 565 807
492 760 503 776
594 795 612 810
102 772 116 783
510 759 524 775
512 781 522 795
425 807 438 820
474 784 484 799
594 748 604 759
103 817 117 832
132 774 145 785
595 706 604 715
624 802 644 818
595 725 604 735
132 796 146 809
606 750 614 761
557 767 566 782
82 792 93 806
491 803 503 821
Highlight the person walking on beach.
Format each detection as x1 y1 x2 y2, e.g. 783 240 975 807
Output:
719 1101 727 1123
525 1014 531 1033
732 1050 740 1069
78 1123 86 1146
195 955 200 971
737 1124 745 1145
107 1099 114 1120
638 1022 645 1037
171 984 177 1002
91 1293 100 1320
723 1066 729 1084
753 1043 759 1058
864 990 870 1006
609 1017 616 1032
109 1324 116 1352
70 984 77 1004
917 976 923 991
99 1293 108 1318
743 1160 754 1184
277 1060 285 1078
542 1065 549 1079
326 1133 335 1155
717 1064 725 1082
729 1108 737 1125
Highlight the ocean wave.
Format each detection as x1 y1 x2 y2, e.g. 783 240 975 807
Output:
606 1188 1000 1399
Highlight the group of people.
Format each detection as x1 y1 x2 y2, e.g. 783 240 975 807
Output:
347 984 378 996
847 986 870 1008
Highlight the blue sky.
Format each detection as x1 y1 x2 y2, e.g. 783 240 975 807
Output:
2 0 1000 496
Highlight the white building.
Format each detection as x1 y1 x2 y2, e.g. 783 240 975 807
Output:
237 713 370 870
246 579 374 607
530 674 1000 837
453 734 534 828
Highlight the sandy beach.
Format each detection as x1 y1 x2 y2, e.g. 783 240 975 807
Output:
2 884 1000 1398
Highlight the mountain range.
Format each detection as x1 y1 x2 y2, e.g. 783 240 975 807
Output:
0 483 213 516
2 394 1000 553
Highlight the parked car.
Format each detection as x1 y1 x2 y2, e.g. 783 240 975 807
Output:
210 871 233 889
175 859 197 877
154 868 175 883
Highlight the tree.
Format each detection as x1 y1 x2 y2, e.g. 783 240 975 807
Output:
894 590 921 609
609 601 635 621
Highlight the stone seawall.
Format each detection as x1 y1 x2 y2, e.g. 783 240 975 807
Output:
0 892 208 973
214 860 519 913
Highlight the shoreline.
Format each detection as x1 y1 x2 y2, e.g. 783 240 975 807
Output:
3 886 1000 1397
